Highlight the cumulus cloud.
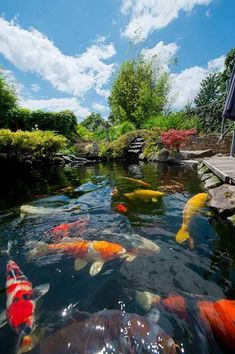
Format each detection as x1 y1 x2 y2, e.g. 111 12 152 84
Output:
142 41 178 71
171 55 225 108
121 0 212 42
20 97 90 119
0 17 116 97
92 102 107 112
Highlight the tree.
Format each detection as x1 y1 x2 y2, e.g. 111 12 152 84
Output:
0 70 18 128
81 113 109 131
108 57 171 128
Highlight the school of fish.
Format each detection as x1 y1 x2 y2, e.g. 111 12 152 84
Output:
1 174 234 353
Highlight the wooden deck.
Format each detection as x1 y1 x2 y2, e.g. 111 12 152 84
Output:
203 157 235 184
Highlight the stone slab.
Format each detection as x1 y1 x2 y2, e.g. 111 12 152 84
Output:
181 149 214 159
203 157 235 185
208 184 235 216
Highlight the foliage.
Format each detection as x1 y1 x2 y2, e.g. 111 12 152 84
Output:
141 112 199 131
108 58 171 128
81 113 109 132
0 71 18 129
76 124 95 141
161 129 197 151
99 129 162 160
108 121 135 141
0 129 67 158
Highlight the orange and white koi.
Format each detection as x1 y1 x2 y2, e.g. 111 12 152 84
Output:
27 240 128 276
0 246 49 344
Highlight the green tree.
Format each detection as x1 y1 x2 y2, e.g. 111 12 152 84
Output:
108 57 170 128
81 113 109 132
0 71 18 128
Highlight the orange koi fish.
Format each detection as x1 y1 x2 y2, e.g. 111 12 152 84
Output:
0 244 49 347
27 240 127 276
119 176 151 187
48 220 88 241
115 204 127 213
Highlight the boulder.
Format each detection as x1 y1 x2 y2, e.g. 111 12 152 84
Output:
208 184 235 216
154 148 169 162
198 165 210 177
204 175 222 189
181 149 214 159
201 173 214 182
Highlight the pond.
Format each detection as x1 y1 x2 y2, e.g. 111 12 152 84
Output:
0 162 234 354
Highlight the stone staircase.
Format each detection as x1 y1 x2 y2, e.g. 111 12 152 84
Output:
126 137 145 159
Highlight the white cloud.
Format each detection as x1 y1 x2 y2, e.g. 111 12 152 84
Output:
31 83 41 92
20 97 90 119
92 102 107 112
142 41 178 71
121 0 212 42
171 55 225 108
0 17 116 97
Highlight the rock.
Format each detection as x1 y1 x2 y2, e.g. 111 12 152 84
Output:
168 151 183 163
204 175 222 189
198 165 210 177
139 153 146 160
179 160 198 167
154 148 169 162
201 173 214 182
208 184 235 216
181 149 214 159
197 162 204 170
90 142 99 158
228 214 235 227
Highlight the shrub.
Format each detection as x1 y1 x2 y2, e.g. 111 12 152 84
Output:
108 121 135 141
141 113 199 131
0 129 67 158
76 124 95 141
161 129 197 151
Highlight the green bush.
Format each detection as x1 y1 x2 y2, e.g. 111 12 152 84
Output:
141 113 199 131
76 124 95 141
108 121 135 141
0 129 67 158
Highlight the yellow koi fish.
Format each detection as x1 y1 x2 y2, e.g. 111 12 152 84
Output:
124 189 165 202
119 176 150 187
176 193 208 244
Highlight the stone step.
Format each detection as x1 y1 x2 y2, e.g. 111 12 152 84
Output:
129 143 144 149
128 149 141 154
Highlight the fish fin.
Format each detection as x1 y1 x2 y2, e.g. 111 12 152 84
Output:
74 259 88 272
89 261 104 276
32 283 50 300
17 327 45 354
120 252 137 262
135 291 161 312
176 225 190 244
0 310 7 328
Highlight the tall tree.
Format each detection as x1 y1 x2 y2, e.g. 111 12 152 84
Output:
0 70 18 128
81 113 109 132
108 57 170 128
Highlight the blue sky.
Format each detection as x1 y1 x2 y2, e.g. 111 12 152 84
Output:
0 0 234 120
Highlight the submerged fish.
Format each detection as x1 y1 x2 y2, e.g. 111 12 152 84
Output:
0 243 50 348
27 240 127 276
20 204 80 217
136 291 235 350
124 189 165 202
119 176 151 187
24 309 176 354
176 193 208 245
115 203 128 213
47 220 88 241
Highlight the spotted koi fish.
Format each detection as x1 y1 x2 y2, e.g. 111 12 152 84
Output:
0 246 50 345
27 240 129 276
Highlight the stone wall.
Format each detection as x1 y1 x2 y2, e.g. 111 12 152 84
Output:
180 134 232 154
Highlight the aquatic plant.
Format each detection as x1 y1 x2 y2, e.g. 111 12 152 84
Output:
161 129 197 151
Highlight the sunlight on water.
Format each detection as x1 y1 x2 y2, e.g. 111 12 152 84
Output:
0 162 234 354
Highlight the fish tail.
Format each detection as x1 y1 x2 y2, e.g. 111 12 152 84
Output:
26 241 49 261
176 224 190 244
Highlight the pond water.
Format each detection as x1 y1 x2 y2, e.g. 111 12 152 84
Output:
0 162 234 354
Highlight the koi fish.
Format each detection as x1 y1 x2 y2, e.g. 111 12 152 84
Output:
136 291 235 349
112 187 119 197
115 203 127 213
47 220 88 241
176 193 208 245
119 176 151 187
124 189 165 202
20 204 80 217
27 240 127 276
0 243 50 348
21 309 176 354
